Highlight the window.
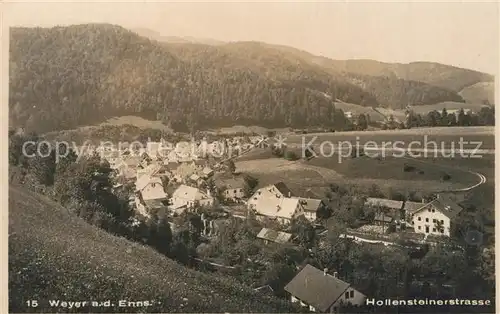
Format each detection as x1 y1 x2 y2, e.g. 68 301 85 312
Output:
433 219 436 223
151 183 156 188
345 292 349 299
441 220 444 224
418 226 421 230
350 290 354 298
433 228 436 232
440 229 444 233
425 218 429 222
418 217 421 221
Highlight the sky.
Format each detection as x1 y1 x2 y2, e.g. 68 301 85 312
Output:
3 1 499 74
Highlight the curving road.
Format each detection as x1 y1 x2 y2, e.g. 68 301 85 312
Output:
400 154 487 193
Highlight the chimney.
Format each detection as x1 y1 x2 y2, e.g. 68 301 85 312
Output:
333 271 338 278
323 268 328 276
288 192 291 198
422 198 425 204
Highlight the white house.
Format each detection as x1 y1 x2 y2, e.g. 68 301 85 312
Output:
169 184 215 214
408 195 463 237
285 264 366 313
251 196 304 224
292 197 328 222
215 176 247 201
134 175 169 217
247 182 294 208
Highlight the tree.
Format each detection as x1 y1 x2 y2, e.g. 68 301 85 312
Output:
426 110 440 127
151 215 173 255
243 175 259 198
225 160 236 174
457 108 467 126
290 216 316 249
284 151 299 161
357 114 368 130
441 108 449 126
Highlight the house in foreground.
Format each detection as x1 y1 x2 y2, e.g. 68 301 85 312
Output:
284 264 367 313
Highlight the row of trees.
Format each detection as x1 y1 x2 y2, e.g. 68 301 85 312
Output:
405 107 495 128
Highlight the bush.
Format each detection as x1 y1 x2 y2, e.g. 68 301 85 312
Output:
441 173 451 181
403 164 416 172
284 151 299 161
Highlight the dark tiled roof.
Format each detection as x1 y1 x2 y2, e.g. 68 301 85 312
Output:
430 196 463 219
366 198 404 210
256 228 292 243
410 195 462 219
294 198 324 213
214 176 246 190
284 264 350 312
274 182 294 197
404 201 427 214
374 212 393 223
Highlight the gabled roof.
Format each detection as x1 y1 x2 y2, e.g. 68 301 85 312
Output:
190 174 201 181
293 197 324 213
284 265 350 312
256 228 292 243
124 156 142 168
374 212 393 223
193 159 206 166
410 195 463 219
172 184 210 202
428 196 463 219
366 198 404 210
404 201 427 214
135 175 163 191
254 197 302 220
202 167 214 175
274 182 294 197
215 176 246 190
144 199 169 209
164 162 181 171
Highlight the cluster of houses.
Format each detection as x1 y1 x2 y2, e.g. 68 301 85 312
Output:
76 136 264 217
247 182 329 224
75 136 466 313
366 194 463 237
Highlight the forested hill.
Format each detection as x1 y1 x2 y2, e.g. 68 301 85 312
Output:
167 41 464 108
9 24 475 133
9 24 369 132
266 43 494 92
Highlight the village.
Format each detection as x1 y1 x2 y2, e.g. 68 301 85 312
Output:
73 134 468 312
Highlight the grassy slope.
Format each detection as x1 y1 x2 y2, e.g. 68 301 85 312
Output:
8 186 295 313
458 81 495 104
284 127 495 149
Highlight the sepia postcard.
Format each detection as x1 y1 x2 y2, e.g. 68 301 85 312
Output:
3 1 498 313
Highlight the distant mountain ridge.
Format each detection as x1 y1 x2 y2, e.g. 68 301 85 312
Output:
133 28 224 45
8 24 494 133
